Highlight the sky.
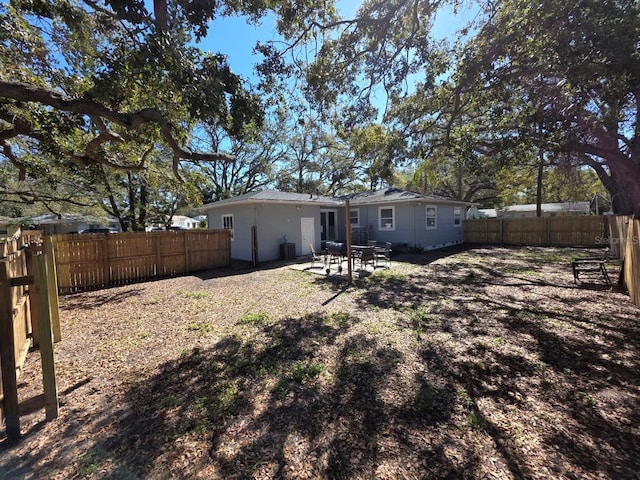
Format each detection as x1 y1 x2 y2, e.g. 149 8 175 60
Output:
199 1 479 84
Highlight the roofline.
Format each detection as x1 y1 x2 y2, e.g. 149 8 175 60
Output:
198 197 341 210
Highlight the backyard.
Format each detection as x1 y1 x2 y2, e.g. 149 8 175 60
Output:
0 245 638 479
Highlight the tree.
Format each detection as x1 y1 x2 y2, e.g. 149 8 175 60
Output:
0 0 335 186
192 123 281 202
447 0 640 214
347 124 406 191
310 0 640 214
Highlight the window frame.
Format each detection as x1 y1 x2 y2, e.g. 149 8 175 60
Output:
350 208 360 226
378 206 395 231
425 205 437 229
453 207 462 227
222 213 234 241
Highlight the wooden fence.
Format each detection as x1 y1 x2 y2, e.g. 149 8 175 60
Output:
1 232 59 440
618 217 640 307
51 229 231 294
464 216 609 246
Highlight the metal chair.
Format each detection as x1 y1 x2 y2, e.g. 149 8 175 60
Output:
356 246 376 270
375 242 392 268
310 244 325 269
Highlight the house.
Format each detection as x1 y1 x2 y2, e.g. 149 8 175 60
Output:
0 216 21 239
466 206 498 219
498 201 590 218
31 214 120 235
199 189 470 262
199 190 340 262
170 215 200 229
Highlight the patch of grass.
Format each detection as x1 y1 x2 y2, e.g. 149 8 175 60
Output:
77 446 109 476
469 412 488 433
192 383 242 435
456 387 474 409
271 361 326 398
362 269 408 287
180 291 208 299
366 323 382 334
290 361 325 382
238 312 269 325
187 321 213 334
503 267 539 276
576 391 597 408
325 311 353 327
409 303 436 339
135 331 150 340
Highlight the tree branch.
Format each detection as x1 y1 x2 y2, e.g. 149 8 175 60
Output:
0 81 236 176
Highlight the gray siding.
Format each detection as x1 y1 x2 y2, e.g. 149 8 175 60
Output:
206 195 465 261
208 203 323 262
350 202 464 249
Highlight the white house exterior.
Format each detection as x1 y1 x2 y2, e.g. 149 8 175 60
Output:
200 189 470 263
171 215 200 229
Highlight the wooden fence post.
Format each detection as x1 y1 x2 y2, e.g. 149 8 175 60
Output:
0 261 20 440
33 254 59 420
44 238 61 343
25 247 40 347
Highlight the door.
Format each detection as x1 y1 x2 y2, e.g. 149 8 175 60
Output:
301 217 315 255
320 210 337 244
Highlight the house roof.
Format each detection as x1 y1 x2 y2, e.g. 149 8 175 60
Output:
199 188 471 210
199 190 341 210
345 188 472 206
501 201 590 213
32 213 109 224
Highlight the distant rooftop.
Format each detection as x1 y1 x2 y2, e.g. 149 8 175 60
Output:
501 202 590 213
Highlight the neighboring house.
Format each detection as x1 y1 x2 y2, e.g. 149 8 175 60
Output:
199 189 470 262
466 206 498 219
32 214 120 235
171 215 200 229
498 201 590 218
0 216 21 239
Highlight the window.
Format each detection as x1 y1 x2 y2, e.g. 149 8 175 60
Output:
426 205 437 229
222 214 234 240
454 207 461 227
379 206 395 231
350 208 360 226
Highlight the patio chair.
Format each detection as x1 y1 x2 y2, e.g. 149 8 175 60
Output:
375 242 392 268
355 246 376 270
367 240 378 247
310 244 325 269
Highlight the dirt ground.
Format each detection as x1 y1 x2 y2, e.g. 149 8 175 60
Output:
0 245 638 479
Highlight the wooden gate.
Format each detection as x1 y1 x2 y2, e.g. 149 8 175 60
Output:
0 232 59 440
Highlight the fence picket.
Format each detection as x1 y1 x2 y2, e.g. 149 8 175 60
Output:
52 230 230 294
464 216 608 246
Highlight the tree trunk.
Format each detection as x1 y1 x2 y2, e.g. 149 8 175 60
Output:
599 155 640 216
536 155 544 217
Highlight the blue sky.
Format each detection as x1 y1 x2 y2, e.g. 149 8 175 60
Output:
199 1 479 83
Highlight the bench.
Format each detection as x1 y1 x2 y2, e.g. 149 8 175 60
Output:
572 248 611 287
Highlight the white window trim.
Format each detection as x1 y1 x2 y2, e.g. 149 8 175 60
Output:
426 205 437 230
378 206 395 231
453 207 462 227
222 213 234 241
350 208 360 226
